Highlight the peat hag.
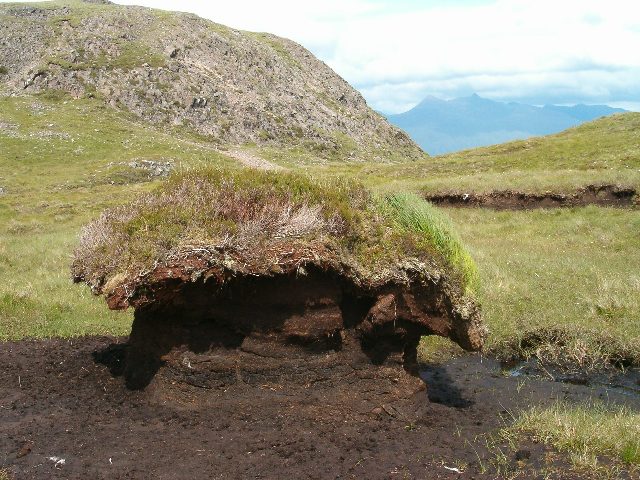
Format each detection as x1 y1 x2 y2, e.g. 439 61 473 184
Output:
72 169 485 392
425 184 637 210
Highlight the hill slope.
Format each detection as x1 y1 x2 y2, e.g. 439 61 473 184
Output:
0 0 422 161
386 94 625 155
312 112 640 195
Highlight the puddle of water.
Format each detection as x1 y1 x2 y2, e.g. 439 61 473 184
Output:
501 358 640 398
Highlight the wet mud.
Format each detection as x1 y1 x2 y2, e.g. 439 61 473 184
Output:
1 337 639 479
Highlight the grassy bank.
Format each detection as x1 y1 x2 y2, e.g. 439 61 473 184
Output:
447 206 640 365
276 112 640 195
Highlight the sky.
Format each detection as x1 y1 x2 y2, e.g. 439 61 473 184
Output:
7 0 640 113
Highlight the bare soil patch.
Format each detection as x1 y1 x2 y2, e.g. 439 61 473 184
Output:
2 337 638 479
425 184 637 210
224 148 283 171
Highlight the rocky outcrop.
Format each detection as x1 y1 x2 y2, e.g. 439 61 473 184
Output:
0 2 423 161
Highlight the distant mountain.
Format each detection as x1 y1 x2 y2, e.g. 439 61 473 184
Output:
385 94 626 155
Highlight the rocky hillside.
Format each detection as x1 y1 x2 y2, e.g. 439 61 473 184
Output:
0 0 422 161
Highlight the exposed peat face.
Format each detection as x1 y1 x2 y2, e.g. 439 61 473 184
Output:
71 171 485 395
425 184 638 210
110 266 483 391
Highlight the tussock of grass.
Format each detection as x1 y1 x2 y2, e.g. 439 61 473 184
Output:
495 327 639 371
72 167 479 302
381 192 479 295
72 168 365 289
515 401 640 467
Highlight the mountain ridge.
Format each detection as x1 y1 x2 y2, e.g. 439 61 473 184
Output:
386 94 626 155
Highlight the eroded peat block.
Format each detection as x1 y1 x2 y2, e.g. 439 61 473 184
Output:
73 168 485 399
425 184 638 210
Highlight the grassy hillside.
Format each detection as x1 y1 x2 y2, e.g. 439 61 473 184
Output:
0 93 240 339
300 112 640 194
0 0 422 162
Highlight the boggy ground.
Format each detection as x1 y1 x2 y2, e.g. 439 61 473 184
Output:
1 337 639 479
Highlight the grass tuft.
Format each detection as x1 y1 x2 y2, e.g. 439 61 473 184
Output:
381 192 480 295
515 401 640 467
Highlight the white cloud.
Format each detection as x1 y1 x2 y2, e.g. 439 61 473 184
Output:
6 0 640 112
325 0 640 111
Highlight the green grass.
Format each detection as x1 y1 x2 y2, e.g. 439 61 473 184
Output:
514 401 640 468
446 206 640 365
0 94 239 339
424 112 640 193
382 192 479 295
289 112 640 194
0 227 132 339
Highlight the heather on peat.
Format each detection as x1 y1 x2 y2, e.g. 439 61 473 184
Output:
71 167 479 300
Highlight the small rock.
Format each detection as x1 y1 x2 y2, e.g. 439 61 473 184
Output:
191 97 208 108
16 440 33 458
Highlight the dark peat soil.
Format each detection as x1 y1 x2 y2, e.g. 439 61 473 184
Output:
1 337 638 479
